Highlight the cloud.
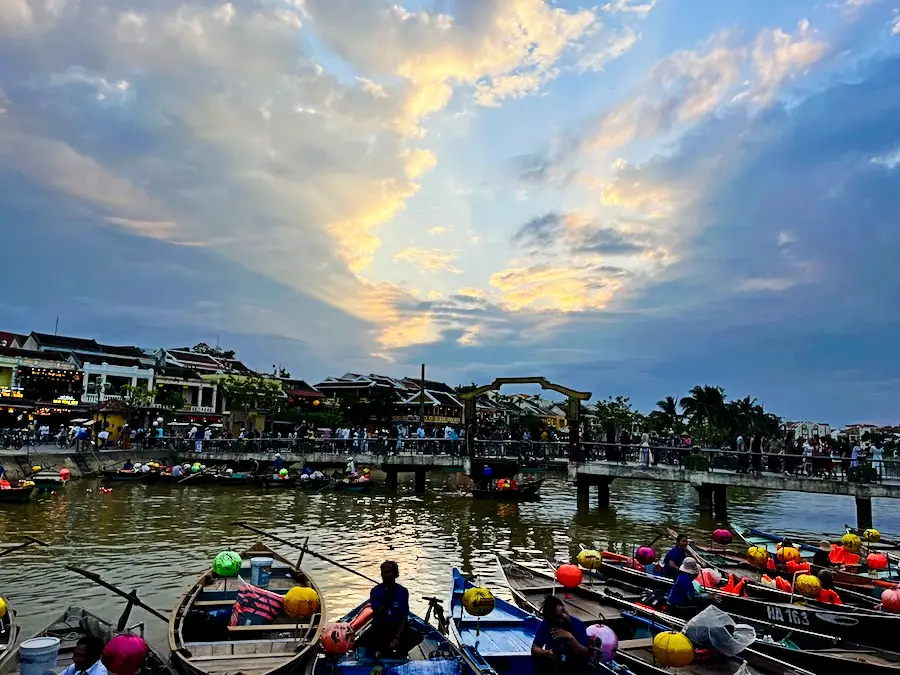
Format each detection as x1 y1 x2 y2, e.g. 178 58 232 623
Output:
751 20 828 104
489 263 627 311
394 247 462 273
893 16 900 34
601 0 657 19
512 211 646 255
579 27 641 72
871 146 900 169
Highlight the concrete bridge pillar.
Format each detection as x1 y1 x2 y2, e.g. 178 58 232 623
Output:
576 477 590 506
713 486 727 519
385 469 398 488
414 469 426 494
856 497 873 530
696 485 713 514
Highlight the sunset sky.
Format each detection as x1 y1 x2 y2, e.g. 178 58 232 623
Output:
1 0 899 423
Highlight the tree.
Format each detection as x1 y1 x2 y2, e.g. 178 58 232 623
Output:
593 396 644 435
273 366 291 378
455 382 480 394
190 342 236 360
155 389 186 411
654 396 680 432
121 383 155 426
220 376 284 426
680 385 727 442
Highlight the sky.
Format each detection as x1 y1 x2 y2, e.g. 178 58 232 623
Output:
1 0 899 425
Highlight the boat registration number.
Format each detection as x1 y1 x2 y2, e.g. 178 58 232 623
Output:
766 605 810 626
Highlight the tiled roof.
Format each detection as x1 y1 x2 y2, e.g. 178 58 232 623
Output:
32 332 102 352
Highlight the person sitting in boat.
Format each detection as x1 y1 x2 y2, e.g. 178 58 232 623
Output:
662 533 689 579
311 469 325 480
358 468 371 482
122 459 134 472
172 463 183 478
666 558 712 616
299 471 310 482
531 594 591 674
481 464 493 489
816 570 843 605
60 636 107 675
358 561 421 658
812 540 834 568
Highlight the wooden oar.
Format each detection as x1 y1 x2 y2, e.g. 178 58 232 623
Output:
0 535 49 558
231 522 378 584
65 565 169 623
178 471 204 484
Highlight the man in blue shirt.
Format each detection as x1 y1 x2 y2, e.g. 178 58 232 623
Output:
662 533 689 579
361 560 419 657
531 594 591 674
59 636 107 675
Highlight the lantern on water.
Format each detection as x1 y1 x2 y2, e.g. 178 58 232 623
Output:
321 622 355 655
652 631 694 667
577 550 602 570
213 551 243 577
777 547 801 564
712 529 733 545
635 547 657 565
556 563 583 588
0 597 7 620
462 587 495 617
102 634 149 675
867 553 889 571
841 533 862 554
881 588 900 612
587 624 618 663
794 574 822 598
278 468 288 477
283 587 320 618
864 528 882 543
746 546 769 568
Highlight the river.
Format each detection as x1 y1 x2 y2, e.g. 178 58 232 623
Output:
1 470 897 651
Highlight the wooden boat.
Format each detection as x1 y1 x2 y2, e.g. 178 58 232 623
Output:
471 480 543 502
31 470 68 491
209 473 263 487
295 478 331 490
0 485 35 503
102 470 145 483
0 605 171 675
258 475 298 489
0 595 18 672
304 597 490 674
332 480 372 494
169 542 325 675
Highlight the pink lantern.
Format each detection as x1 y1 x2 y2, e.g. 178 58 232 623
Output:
587 624 618 663
696 568 722 588
882 588 900 612
102 635 149 675
635 547 657 565
712 529 732 545
59 468 71 480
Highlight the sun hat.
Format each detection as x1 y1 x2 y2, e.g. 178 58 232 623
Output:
818 540 832 552
679 557 701 575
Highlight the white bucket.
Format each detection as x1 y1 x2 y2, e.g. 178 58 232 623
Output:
19 637 60 675
250 557 273 588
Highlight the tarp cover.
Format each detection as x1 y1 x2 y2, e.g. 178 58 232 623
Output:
386 660 462 675
683 605 756 657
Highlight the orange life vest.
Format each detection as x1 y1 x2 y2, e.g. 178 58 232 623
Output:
816 588 843 605
829 545 860 566
775 576 792 593
786 561 810 575
720 574 748 596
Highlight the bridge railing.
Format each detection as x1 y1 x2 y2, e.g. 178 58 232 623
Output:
131 436 469 457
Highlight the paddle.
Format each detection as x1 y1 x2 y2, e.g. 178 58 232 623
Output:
65 565 169 623
0 535 49 558
178 471 204 484
231 522 378 584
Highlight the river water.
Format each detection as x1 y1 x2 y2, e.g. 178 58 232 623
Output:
2 470 898 651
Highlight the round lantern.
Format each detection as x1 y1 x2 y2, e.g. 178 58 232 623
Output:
212 551 243 577
696 568 722 588
102 634 149 675
712 529 733 545
777 547 801 564
462 587 495 617
635 547 657 565
31 465 41 472
278 468 288 477
794 574 822 598
577 550 602 570
321 622 355 655
746 546 769 568
652 631 694 667
867 553 889 571
556 563 583 588
283 587 320 618
841 533 862 554
191 464 200 474
0 597 7 619
59 468 71 480
864 528 882 543
881 588 900 612
587 624 618 663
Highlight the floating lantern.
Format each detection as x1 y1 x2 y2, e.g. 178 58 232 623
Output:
864 528 882 543
577 550 602 570
635 547 657 565
321 622 355 655
283 587 320 618
652 631 694 667
59 468 71 480
881 588 900 612
462 587 495 617
867 553 889 571
746 546 769 568
102 634 149 675
556 563 583 588
587 624 618 663
212 551 243 577
841 533 862 554
777 547 802 564
712 529 733 545
794 574 822 598
696 568 722 588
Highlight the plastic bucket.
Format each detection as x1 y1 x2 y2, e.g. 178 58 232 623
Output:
250 557 273 588
19 636 60 675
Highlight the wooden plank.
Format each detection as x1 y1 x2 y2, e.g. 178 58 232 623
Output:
619 638 654 649
227 623 312 632
189 652 294 662
194 600 235 607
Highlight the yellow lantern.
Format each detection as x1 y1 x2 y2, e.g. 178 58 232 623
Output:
577 550 602 570
841 533 862 554
283 587 320 619
864 528 881 543
776 547 801 564
462 587 495 617
31 465 41 472
794 574 822 598
746 546 769 568
652 631 694 667
0 597 7 619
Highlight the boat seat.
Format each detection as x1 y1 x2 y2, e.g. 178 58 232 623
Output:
618 638 654 649
184 638 301 647
226 623 313 632
194 600 236 607
188 652 296 662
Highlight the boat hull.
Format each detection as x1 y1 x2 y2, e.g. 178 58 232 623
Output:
102 471 144 483
0 487 35 503
471 480 543 502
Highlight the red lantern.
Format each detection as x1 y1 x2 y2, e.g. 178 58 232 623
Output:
712 529 733 545
321 622 355 655
635 547 657 565
59 468 71 480
556 563 583 588
867 553 889 571
882 588 900 612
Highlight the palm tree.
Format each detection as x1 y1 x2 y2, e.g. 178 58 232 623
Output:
655 396 679 431
680 385 727 441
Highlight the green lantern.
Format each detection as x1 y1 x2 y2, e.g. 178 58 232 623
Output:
191 464 200 474
213 550 243 577
279 468 288 477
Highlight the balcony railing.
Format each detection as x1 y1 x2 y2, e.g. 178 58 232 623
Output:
190 405 216 413
80 393 124 404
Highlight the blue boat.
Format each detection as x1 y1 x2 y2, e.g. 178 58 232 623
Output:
306 598 487 675
449 569 632 675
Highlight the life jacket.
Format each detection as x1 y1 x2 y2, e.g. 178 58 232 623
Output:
775 576 792 593
230 584 284 626
816 588 843 605
829 545 860 566
760 575 776 588
786 561 810 575
720 574 747 596
766 558 776 571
